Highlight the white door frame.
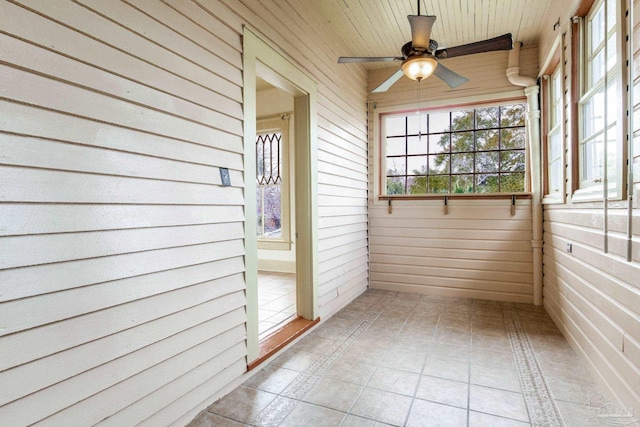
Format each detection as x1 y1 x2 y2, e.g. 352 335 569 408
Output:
243 27 319 364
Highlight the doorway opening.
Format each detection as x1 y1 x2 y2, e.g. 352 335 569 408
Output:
243 28 319 368
255 93 297 339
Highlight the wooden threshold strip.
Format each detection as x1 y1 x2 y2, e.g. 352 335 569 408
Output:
248 316 320 371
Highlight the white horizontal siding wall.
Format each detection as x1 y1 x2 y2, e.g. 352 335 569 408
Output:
537 0 640 416
370 200 534 302
0 0 368 426
368 45 538 303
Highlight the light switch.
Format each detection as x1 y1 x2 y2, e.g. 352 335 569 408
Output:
220 168 231 186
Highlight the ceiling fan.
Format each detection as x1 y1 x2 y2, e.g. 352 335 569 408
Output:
337 1 513 92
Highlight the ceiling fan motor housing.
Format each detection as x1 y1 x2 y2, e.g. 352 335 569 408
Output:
402 39 440 58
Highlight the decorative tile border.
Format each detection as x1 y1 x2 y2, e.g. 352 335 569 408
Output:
503 307 563 426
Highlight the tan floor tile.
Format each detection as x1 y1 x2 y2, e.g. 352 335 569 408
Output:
546 376 601 404
438 319 472 332
351 388 413 426
207 386 277 424
469 385 529 422
471 306 504 318
407 311 440 322
310 323 348 339
269 348 320 372
340 343 388 365
367 366 421 396
340 414 392 426
555 400 599 427
468 411 530 426
396 325 436 341
434 329 471 347
470 364 521 393
470 347 515 369
293 335 336 355
406 399 467 427
538 358 593 383
528 334 572 353
278 402 346 427
471 333 513 353
416 375 468 408
322 315 358 330
429 343 470 362
388 337 431 354
363 317 403 332
379 349 428 373
243 365 300 394
423 355 470 382
324 358 377 385
534 345 578 364
352 331 396 349
474 320 508 333
303 377 363 412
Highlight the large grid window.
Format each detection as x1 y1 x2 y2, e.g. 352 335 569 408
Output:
384 103 526 195
578 0 621 196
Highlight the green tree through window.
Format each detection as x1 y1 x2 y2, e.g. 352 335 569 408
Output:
385 103 526 195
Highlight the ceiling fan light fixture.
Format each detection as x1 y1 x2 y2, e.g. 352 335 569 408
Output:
401 55 438 81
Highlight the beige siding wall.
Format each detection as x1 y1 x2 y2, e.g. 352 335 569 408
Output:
0 0 368 425
370 200 534 302
368 45 538 302
538 0 640 415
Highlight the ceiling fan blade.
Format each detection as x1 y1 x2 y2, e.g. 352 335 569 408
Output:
372 68 405 93
434 63 469 89
435 33 513 60
407 15 436 50
338 56 403 63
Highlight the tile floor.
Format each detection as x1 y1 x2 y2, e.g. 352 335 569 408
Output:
258 271 296 338
190 290 614 427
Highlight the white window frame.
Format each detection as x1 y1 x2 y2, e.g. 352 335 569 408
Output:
574 0 625 202
545 64 566 202
377 99 528 197
256 116 291 250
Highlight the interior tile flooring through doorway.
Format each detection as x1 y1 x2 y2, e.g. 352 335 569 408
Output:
189 290 614 427
258 271 296 338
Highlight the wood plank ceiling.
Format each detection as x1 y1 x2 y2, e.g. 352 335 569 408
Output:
308 0 554 70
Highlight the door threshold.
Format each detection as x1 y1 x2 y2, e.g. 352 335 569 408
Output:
248 316 320 371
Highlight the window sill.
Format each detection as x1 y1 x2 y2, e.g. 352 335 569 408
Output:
571 185 623 203
257 240 292 251
378 192 532 202
542 194 565 204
